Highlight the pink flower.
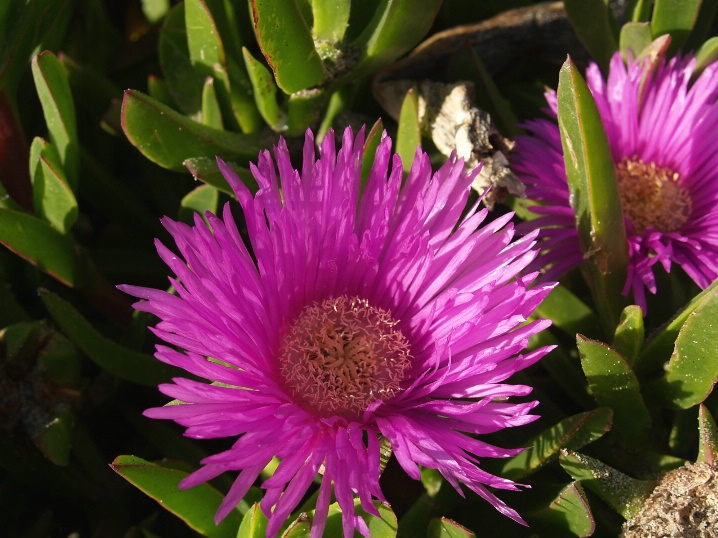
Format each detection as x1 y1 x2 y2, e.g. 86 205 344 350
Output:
120 127 554 537
513 51 718 311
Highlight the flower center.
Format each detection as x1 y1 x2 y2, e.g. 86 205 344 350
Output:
278 296 411 421
615 157 692 234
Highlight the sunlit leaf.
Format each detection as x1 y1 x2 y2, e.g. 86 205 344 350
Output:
111 456 242 538
557 57 629 332
242 47 286 132
312 0 351 42
651 0 702 53
121 89 267 172
396 88 420 174
612 305 644 365
427 518 475 538
647 283 718 409
250 0 325 93
500 408 613 481
184 156 256 195
620 22 653 61
698 404 718 465
179 184 219 225
31 51 79 189
29 137 78 234
577 336 651 447
201 77 224 129
528 482 595 538
693 36 718 81
560 450 655 520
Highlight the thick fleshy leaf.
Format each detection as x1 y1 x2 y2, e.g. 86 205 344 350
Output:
32 409 73 466
577 336 651 447
651 0 702 53
312 0 351 42
631 0 653 22
528 482 595 538
121 90 267 172
201 77 224 129
693 36 718 81
148 74 174 106
361 119 384 187
698 404 718 465
319 500 397 538
179 184 219 225
142 0 170 24
242 47 286 132
620 22 653 61
557 58 629 332
40 289 179 386
637 278 718 376
29 137 78 234
0 209 86 286
185 0 237 131
500 408 613 481
111 456 242 538
559 450 656 520
564 0 619 71
237 503 269 538
612 305 644 365
396 88 420 174
533 284 601 339
280 515 311 538
349 0 443 81
184 157 256 195
647 284 718 409
31 51 78 189
427 518 475 538
158 3 203 117
250 0 325 94
287 90 326 136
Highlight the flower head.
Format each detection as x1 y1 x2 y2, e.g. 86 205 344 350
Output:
120 127 554 537
512 51 718 310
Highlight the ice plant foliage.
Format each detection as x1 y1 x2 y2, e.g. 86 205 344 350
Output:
120 127 554 537
513 51 718 310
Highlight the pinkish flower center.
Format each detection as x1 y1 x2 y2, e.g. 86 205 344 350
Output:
615 157 692 234
278 295 411 421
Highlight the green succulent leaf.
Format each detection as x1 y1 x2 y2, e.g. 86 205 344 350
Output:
121 89 267 172
427 517 475 538
29 137 78 234
577 335 651 447
500 407 613 481
631 0 653 22
179 184 219 225
242 47 286 132
350 0 443 82
31 50 79 189
361 118 385 188
557 57 629 333
148 74 174 106
559 450 656 520
651 0 702 53
0 209 88 287
620 22 653 61
184 156 256 195
533 284 601 339
312 0 351 42
237 503 269 538
280 515 311 538
564 0 619 71
647 283 718 409
111 456 242 538
201 77 224 129
158 4 203 117
287 89 326 136
250 0 325 94
318 500 397 538
396 88 421 175
32 409 74 467
692 36 718 81
528 482 595 538
612 305 644 365
698 404 718 465
40 289 179 386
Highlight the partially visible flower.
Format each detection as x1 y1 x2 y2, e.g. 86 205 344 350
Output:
512 51 718 310
120 127 554 537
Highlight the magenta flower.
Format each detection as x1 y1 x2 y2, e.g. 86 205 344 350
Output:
512 51 718 310
120 127 554 537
